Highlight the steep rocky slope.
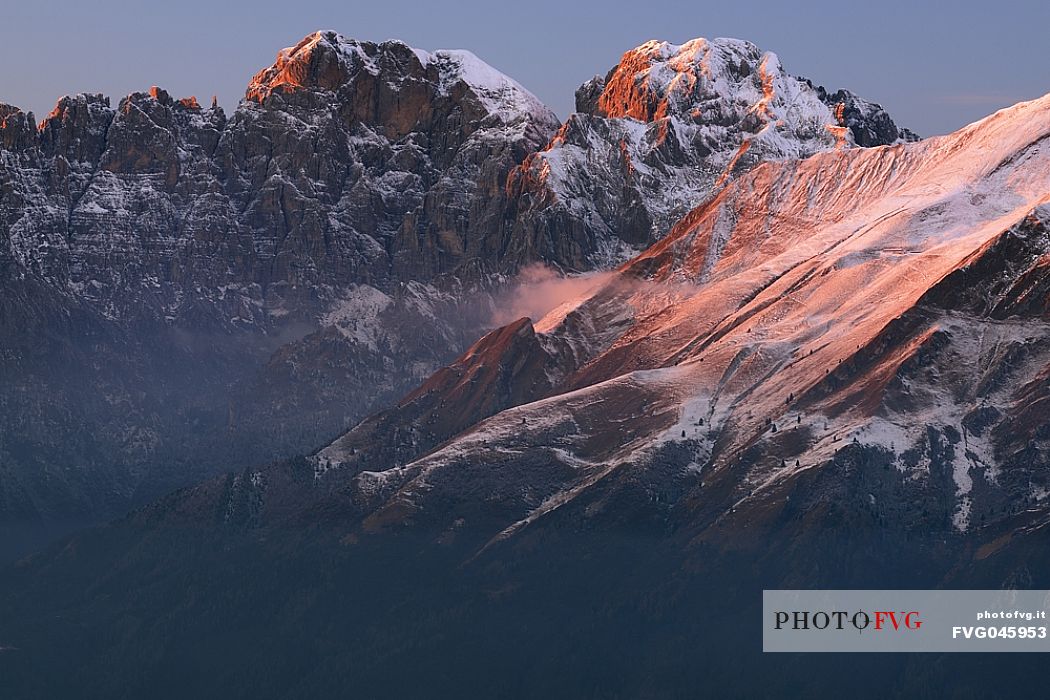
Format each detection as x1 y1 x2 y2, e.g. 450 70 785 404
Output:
1 93 1046 700
0 31 559 549
3 32 560 315
166 92 1050 555
0 31 912 554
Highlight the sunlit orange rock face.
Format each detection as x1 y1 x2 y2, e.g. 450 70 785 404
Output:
591 39 709 123
502 37 853 270
246 32 354 102
244 31 445 143
595 41 667 121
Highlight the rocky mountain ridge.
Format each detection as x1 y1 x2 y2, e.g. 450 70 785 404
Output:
11 98 1037 699
0 30 914 553
180 92 1050 555
8 32 1050 700
504 37 918 270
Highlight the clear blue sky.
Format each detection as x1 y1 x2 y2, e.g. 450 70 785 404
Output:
2 0 1047 136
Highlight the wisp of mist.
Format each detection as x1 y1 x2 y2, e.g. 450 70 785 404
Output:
491 264 615 327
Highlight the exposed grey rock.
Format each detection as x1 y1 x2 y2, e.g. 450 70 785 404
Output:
0 31 917 546
0 31 559 540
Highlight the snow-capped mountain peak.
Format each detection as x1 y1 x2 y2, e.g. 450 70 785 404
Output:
506 35 917 271
586 37 831 132
0 29 922 559
246 30 558 130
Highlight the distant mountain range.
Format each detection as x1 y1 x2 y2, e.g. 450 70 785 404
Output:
0 30 913 556
5 29 1047 699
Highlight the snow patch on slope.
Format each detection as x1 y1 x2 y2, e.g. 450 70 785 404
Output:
321 285 392 351
427 49 557 127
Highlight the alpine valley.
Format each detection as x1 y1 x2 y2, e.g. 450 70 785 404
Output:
2 28 1049 700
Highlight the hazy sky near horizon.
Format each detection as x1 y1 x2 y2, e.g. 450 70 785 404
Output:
2 0 1047 137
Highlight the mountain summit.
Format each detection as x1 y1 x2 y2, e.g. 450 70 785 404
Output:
0 31 561 549
299 92 1049 545
0 30 914 558
246 31 556 133
505 36 917 269
5 29 1048 700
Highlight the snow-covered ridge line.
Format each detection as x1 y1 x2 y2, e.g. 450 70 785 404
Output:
508 34 920 271
310 87 1050 545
